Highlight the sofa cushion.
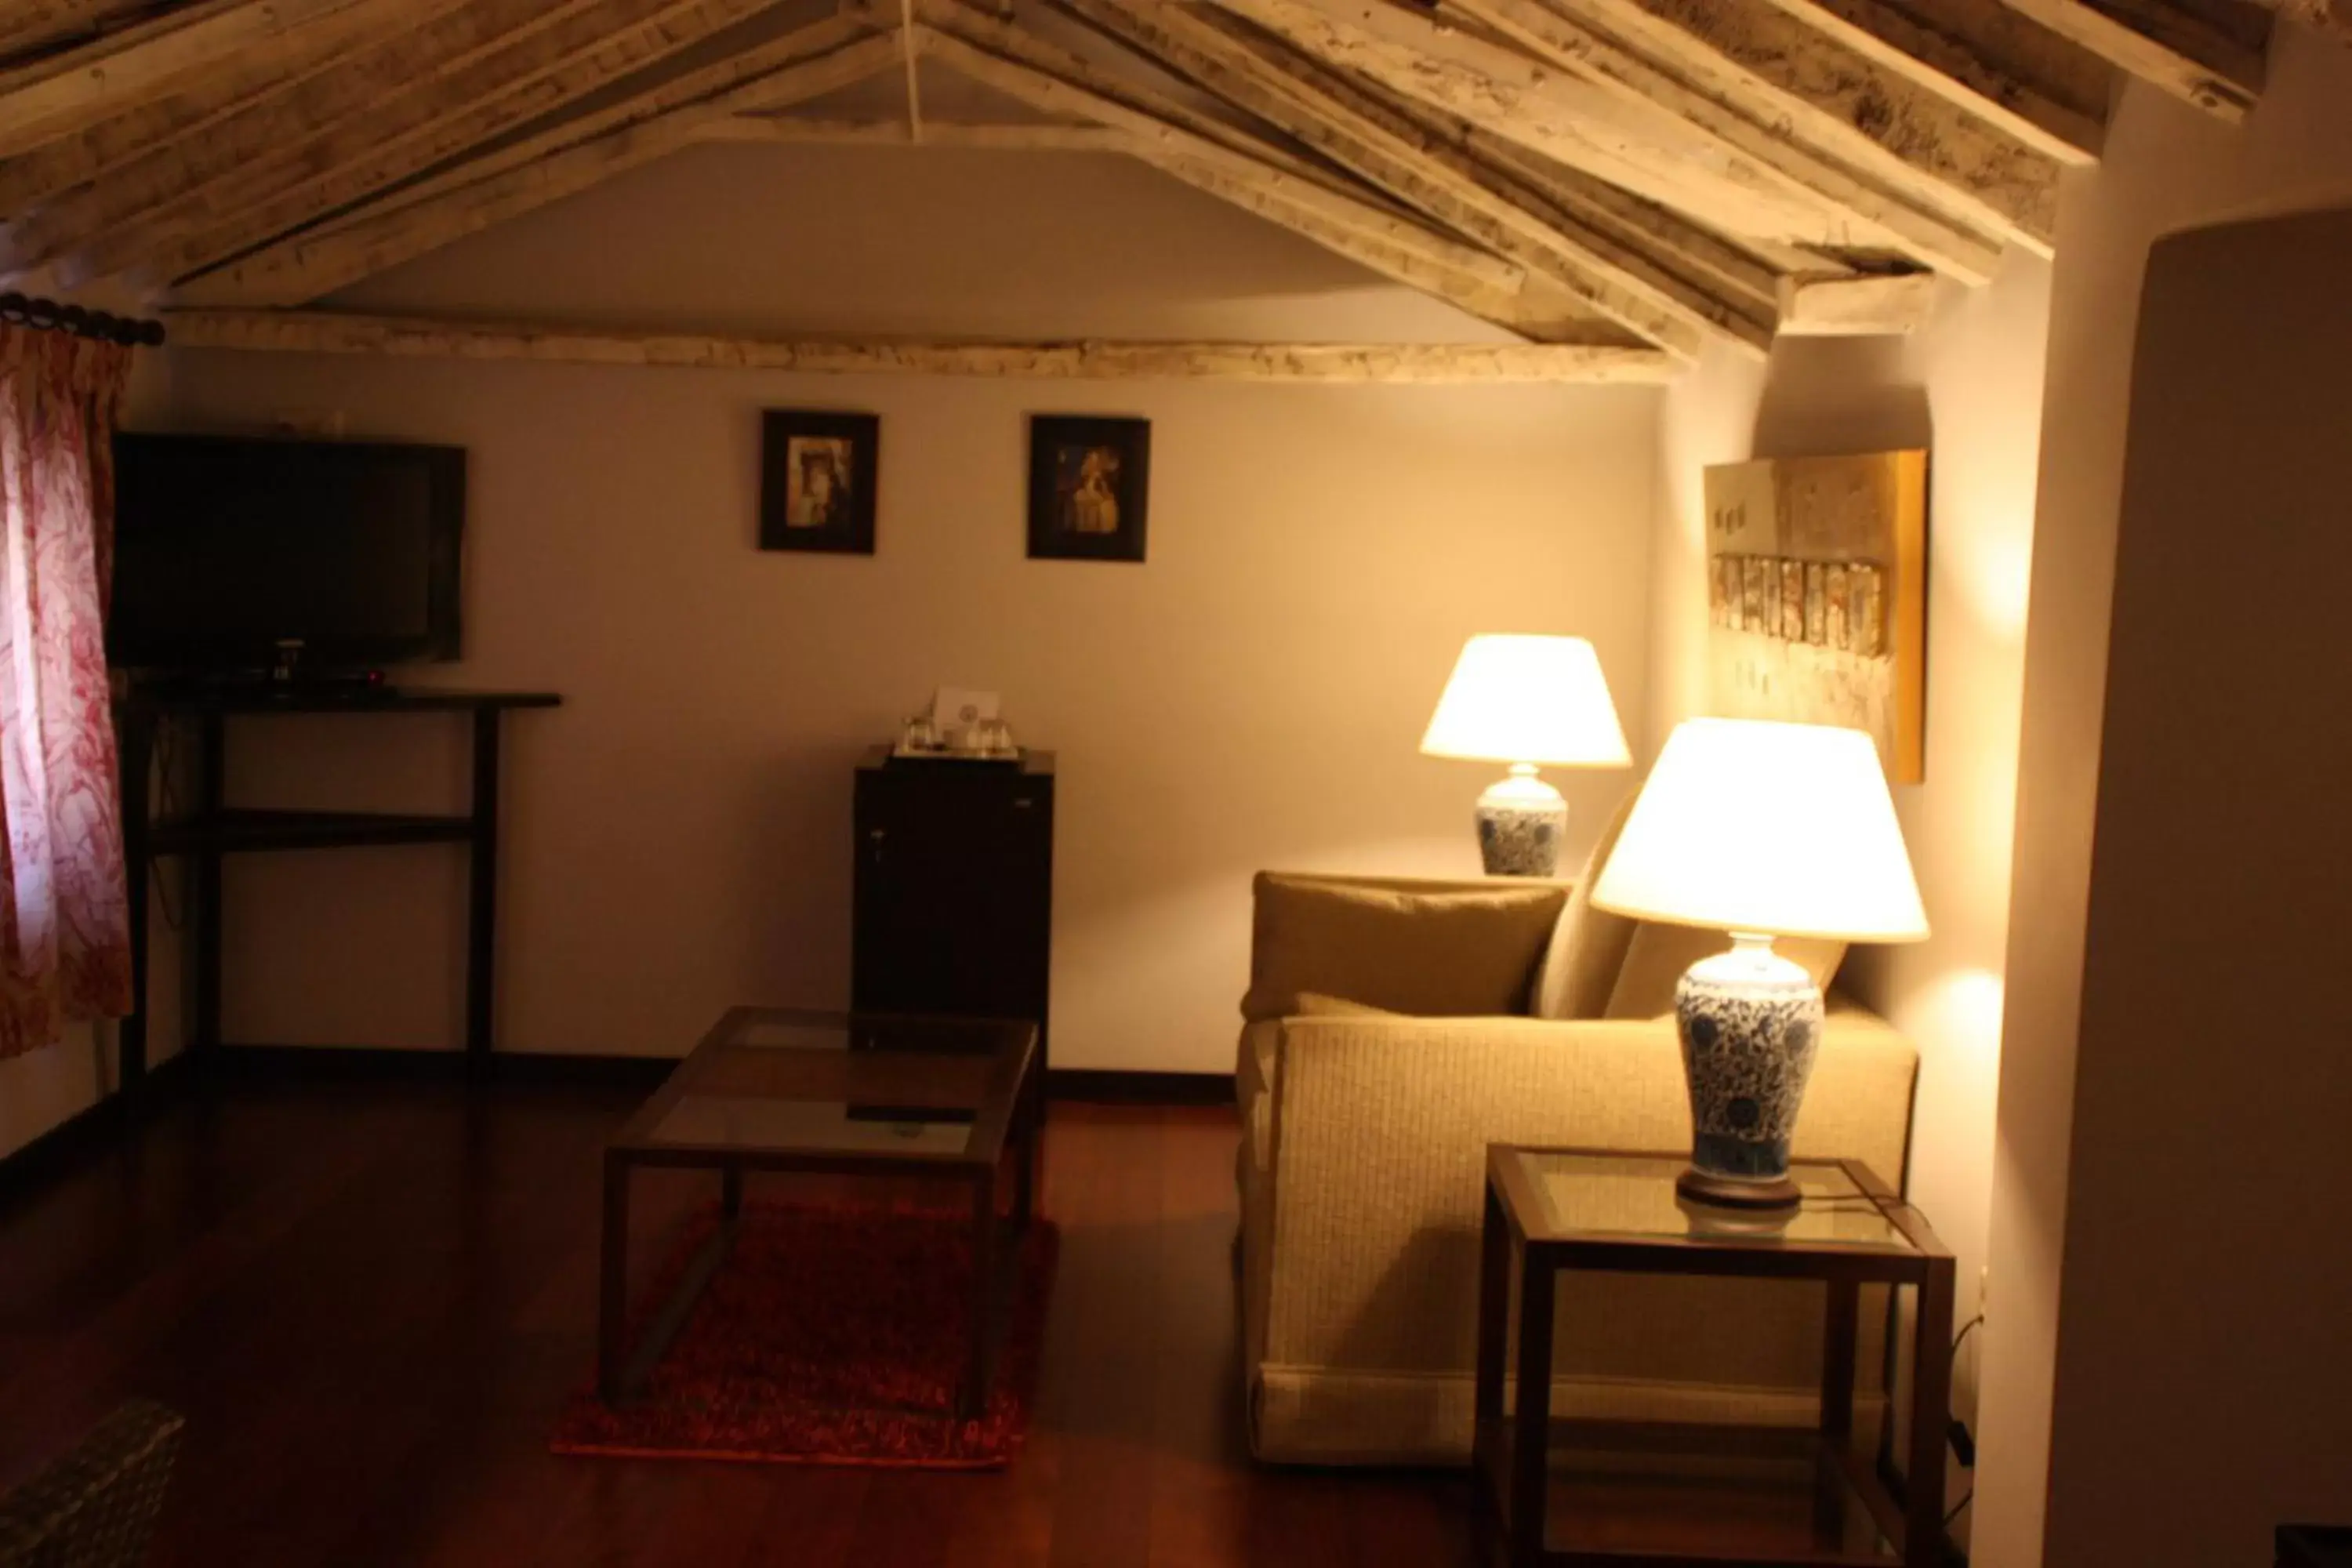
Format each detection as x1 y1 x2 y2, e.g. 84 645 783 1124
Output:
1292 992 1408 1018
1530 792 1640 1021
1602 924 1849 1018
1242 875 1567 1022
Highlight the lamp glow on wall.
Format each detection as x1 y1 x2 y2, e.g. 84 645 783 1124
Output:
1592 718 1928 1209
1421 635 1631 877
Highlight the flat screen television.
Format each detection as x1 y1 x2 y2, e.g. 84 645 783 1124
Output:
108 433 465 675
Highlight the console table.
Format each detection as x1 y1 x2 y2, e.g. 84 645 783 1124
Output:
114 688 562 1085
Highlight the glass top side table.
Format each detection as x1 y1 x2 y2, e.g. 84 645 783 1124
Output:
1476 1145 1958 1567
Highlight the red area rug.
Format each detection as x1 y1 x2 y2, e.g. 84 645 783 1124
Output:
551 1200 1059 1469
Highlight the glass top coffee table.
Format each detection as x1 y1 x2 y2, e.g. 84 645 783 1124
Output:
1478 1146 1957 1567
598 1007 1041 1417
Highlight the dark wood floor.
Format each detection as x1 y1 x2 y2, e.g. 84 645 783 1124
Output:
0 1080 1475 1566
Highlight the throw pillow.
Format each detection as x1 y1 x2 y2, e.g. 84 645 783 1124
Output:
1529 791 1641 1021
1242 875 1568 1022
1602 924 1849 1019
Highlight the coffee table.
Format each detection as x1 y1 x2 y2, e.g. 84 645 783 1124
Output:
598 1007 1041 1419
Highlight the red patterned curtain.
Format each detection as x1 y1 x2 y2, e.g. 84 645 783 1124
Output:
0 325 133 1057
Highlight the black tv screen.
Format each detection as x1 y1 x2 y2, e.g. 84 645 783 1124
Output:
109 433 465 673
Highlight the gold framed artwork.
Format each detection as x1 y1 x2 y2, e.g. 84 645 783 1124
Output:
1703 451 1928 783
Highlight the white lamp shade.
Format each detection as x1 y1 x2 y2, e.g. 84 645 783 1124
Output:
1419 635 1632 768
1591 718 1929 942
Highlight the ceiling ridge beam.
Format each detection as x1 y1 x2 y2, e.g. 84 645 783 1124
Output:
1535 0 2064 252
162 307 1683 383
166 27 905 308
1748 0 2107 161
0 0 379 158
1990 0 2263 119
1054 0 1732 354
1214 0 2005 281
49 0 808 289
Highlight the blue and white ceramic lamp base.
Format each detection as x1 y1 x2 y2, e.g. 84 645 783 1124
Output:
1474 764 1569 877
1672 935 1824 1210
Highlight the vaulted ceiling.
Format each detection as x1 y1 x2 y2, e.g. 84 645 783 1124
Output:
0 0 2312 381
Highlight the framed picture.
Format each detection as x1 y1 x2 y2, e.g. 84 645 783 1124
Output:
1027 415 1149 563
1701 451 1929 782
760 409 878 554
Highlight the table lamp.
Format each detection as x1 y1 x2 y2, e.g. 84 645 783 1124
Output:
1591 718 1927 1209
1420 634 1631 877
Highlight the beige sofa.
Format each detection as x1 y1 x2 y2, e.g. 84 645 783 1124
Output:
1234 869 1919 1466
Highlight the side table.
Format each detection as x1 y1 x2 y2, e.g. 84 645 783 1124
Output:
1475 1145 1957 1567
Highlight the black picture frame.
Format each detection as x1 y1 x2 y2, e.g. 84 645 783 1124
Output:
1027 415 1149 563
760 409 879 554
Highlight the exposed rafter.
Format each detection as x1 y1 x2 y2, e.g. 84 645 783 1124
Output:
1203 0 1853 244
1991 0 2267 117
1429 0 2009 279
909 20 1625 343
1055 0 1754 354
1540 0 2064 252
170 25 906 306
0 0 2261 358
0 0 483 219
27 0 804 286
162 308 1684 383
1750 0 2107 159
0 0 381 158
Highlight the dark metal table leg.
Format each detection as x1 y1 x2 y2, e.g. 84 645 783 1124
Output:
597 1153 630 1403
1904 1268 1956 1566
1511 1249 1555 1566
961 1171 999 1421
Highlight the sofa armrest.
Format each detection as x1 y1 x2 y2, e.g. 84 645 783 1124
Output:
1256 1007 1918 1380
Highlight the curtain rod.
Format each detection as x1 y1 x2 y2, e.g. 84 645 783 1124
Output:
0 292 165 347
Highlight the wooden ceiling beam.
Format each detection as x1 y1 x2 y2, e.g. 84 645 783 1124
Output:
1540 0 2064 252
1750 0 2109 160
0 0 381 158
912 23 1602 339
1989 0 2265 118
1776 267 1941 332
910 3 1382 211
0 0 144 59
162 308 1685 383
53 0 813 289
1054 0 1737 355
1427 0 2007 279
0 0 483 221
167 27 906 307
12 0 656 268
1203 0 1847 243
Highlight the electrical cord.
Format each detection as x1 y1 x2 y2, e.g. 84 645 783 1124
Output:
1943 1312 1988 1526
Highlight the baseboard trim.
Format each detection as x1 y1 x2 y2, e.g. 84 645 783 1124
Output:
1046 1069 1235 1105
201 1044 677 1089
0 1051 196 1207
